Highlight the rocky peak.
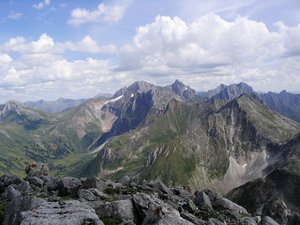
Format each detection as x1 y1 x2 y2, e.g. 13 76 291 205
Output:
0 100 44 123
205 82 255 100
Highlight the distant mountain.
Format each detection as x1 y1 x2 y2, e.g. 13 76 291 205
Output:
201 83 300 123
0 97 116 176
200 82 255 100
259 91 300 123
89 80 202 149
24 98 86 114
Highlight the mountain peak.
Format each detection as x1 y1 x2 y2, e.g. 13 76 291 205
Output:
172 79 185 87
205 82 255 100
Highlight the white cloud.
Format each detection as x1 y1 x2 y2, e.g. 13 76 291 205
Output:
7 11 23 20
33 0 51 10
68 3 126 26
1 34 117 55
1 14 300 102
0 34 121 102
117 14 300 92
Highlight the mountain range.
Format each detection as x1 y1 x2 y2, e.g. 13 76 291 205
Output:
0 81 299 193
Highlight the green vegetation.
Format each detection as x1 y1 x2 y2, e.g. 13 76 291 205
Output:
101 216 122 225
0 201 8 224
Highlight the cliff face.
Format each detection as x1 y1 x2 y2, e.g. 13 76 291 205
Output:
226 134 300 225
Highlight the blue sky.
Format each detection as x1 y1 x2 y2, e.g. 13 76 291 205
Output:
0 0 300 102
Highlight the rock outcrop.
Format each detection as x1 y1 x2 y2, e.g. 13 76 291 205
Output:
0 173 281 225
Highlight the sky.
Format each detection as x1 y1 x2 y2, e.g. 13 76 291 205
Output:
0 0 300 102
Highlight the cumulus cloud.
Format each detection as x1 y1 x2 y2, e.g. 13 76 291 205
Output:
33 0 51 10
68 3 126 26
0 34 121 102
1 34 117 55
1 14 300 102
7 11 23 20
117 14 300 91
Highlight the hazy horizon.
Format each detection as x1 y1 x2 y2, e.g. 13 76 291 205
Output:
1 80 299 104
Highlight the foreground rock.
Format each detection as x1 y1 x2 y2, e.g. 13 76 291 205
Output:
0 174 281 225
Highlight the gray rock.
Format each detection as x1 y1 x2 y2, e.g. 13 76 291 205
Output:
119 175 131 186
180 212 207 225
96 199 135 223
239 217 258 225
82 177 107 191
0 174 23 187
200 189 222 202
45 176 59 191
213 197 248 215
58 177 81 196
259 216 280 225
262 200 289 224
6 185 22 200
142 212 194 225
27 176 44 188
194 191 213 210
78 188 109 201
172 187 192 198
3 196 45 225
132 193 193 225
15 181 32 195
27 169 42 177
150 180 171 195
20 200 103 225
207 218 226 225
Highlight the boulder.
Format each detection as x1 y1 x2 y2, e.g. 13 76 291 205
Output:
239 217 258 225
20 200 103 225
27 169 42 178
200 189 222 202
132 193 193 225
259 216 280 225
213 197 248 215
6 186 22 200
78 188 109 201
96 199 135 223
118 175 131 186
3 196 45 225
149 180 171 195
0 174 23 187
194 191 213 210
27 177 44 188
15 181 32 195
58 177 81 197
262 200 289 224
81 177 107 191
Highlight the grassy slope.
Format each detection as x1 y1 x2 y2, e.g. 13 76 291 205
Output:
0 102 104 176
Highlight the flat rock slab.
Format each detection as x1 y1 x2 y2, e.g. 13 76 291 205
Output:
20 200 103 225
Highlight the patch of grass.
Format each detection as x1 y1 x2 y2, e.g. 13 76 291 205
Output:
0 201 9 224
101 216 122 225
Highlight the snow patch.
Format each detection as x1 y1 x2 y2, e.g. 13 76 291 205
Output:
130 93 134 98
104 95 123 105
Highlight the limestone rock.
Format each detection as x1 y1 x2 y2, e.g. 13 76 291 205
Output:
81 177 107 191
58 177 81 196
20 200 103 225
